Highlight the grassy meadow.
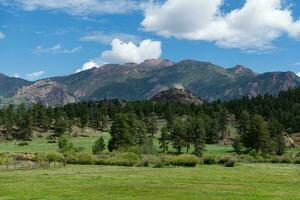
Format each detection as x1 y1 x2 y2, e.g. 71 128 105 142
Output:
1 127 300 200
0 164 300 200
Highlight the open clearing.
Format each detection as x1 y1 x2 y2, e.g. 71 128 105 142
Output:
0 164 300 200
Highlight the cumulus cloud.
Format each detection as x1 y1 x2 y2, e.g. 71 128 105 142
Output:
80 31 141 45
0 0 145 15
76 61 104 73
142 0 300 51
297 72 300 77
0 32 5 40
26 71 45 80
76 38 162 72
34 44 81 54
100 39 162 64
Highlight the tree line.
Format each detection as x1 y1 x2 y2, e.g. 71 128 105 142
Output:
1 87 300 156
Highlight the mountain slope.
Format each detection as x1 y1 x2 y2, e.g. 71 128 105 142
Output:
0 73 31 97
1 59 300 106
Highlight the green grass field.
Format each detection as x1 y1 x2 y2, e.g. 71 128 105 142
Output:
1 127 300 200
0 164 300 200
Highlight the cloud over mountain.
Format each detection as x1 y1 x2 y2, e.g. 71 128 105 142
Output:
100 39 162 64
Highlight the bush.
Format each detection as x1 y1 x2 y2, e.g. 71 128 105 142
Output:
46 152 63 162
33 153 48 162
64 152 95 165
96 152 140 167
271 156 282 163
17 141 29 146
248 150 259 158
153 161 164 168
281 155 294 164
162 154 200 167
203 156 217 165
135 155 160 167
75 153 94 165
0 155 12 165
294 158 300 164
224 158 236 167
218 156 234 164
238 154 254 163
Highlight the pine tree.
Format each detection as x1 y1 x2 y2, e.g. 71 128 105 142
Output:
190 117 206 156
159 126 169 153
247 115 272 154
170 118 186 154
92 137 105 154
108 114 132 151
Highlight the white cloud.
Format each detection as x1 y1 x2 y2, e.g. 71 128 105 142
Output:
297 72 300 77
76 61 104 73
100 39 162 64
80 31 141 45
0 32 6 40
77 38 162 72
34 44 81 54
26 71 45 80
0 0 144 16
142 0 300 51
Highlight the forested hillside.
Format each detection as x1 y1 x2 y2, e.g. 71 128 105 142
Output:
1 87 300 156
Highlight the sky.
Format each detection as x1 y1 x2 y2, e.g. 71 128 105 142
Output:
1 0 300 80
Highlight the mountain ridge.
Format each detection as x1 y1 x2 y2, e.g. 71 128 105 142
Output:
1 59 300 106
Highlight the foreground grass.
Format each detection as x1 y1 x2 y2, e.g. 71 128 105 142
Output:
0 164 300 200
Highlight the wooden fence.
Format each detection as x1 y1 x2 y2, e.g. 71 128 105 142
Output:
0 161 66 171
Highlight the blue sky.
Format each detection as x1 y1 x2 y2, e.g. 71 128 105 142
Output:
1 0 300 80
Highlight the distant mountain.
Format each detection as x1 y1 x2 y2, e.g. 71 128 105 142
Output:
0 73 30 97
150 88 203 105
1 59 300 106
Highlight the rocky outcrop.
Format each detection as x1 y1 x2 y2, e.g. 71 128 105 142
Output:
13 80 76 106
150 88 203 105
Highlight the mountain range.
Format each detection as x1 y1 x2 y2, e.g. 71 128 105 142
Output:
1 59 300 106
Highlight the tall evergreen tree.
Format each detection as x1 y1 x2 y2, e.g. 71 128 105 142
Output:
159 126 169 153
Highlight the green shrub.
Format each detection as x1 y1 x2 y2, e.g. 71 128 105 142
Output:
281 155 294 164
218 156 233 164
135 155 160 167
249 150 259 158
0 155 12 165
33 153 48 162
224 158 236 167
17 141 29 146
238 154 255 163
75 153 94 165
46 152 63 162
153 161 164 168
64 152 77 163
203 156 217 165
162 154 200 167
271 156 281 163
96 152 140 167
294 158 300 164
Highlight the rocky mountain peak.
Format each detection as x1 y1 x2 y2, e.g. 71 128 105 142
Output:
139 59 175 69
